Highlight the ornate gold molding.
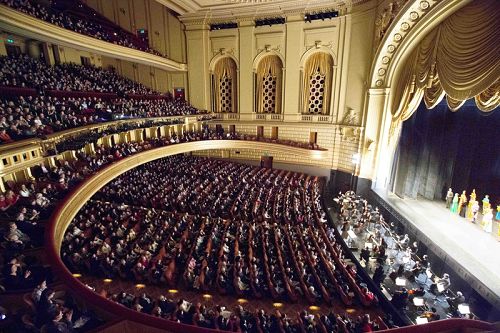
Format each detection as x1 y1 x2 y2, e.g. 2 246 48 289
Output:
0 5 186 72
368 0 471 89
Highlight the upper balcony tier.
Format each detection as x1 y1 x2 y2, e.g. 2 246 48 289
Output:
0 4 186 72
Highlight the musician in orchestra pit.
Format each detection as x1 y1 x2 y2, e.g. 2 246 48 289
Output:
430 273 451 296
408 286 425 301
360 246 370 264
398 234 409 248
447 291 465 315
391 288 409 310
423 307 440 321
407 261 423 281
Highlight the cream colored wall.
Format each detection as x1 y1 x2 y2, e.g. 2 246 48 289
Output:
82 0 186 63
100 55 187 94
184 15 349 117
82 0 188 94
184 1 376 174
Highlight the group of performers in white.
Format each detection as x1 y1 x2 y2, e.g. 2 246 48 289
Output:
445 188 500 235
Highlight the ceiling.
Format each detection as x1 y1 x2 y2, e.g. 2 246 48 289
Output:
156 0 365 21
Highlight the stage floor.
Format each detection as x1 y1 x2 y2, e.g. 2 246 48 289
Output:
372 189 500 303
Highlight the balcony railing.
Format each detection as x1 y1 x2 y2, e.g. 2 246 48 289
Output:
213 113 240 120
299 114 333 123
252 113 283 121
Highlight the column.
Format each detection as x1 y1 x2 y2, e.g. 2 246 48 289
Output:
185 22 210 110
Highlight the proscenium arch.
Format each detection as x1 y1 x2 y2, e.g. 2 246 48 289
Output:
362 0 474 190
369 0 472 90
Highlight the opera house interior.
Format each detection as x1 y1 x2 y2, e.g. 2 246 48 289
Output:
0 0 499 332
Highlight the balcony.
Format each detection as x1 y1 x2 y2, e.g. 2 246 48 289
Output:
0 5 186 72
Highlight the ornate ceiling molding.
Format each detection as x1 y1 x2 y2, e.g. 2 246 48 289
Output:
178 0 369 24
368 0 472 89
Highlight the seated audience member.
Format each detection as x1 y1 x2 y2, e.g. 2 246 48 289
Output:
45 309 74 333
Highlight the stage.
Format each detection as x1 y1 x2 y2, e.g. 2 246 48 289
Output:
371 188 500 312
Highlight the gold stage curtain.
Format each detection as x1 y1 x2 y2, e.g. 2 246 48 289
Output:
391 0 500 129
256 55 283 114
302 52 333 114
475 80 500 112
213 57 237 113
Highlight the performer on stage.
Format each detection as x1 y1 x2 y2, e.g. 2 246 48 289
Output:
470 189 476 203
482 208 493 233
482 195 491 215
450 193 459 213
445 188 454 208
466 200 474 220
472 200 480 224
458 191 467 217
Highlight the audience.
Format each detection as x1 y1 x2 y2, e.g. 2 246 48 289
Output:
61 155 379 314
0 125 360 333
0 94 202 142
0 0 164 57
0 55 157 94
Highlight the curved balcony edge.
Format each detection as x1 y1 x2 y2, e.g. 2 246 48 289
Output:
45 140 327 332
0 114 204 154
0 5 187 72
45 141 495 333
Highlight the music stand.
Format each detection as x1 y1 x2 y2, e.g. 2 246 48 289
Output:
395 277 406 287
413 297 427 315
416 317 429 325
458 303 470 315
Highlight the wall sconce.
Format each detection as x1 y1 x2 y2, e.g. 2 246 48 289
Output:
119 8 125 14
365 139 375 151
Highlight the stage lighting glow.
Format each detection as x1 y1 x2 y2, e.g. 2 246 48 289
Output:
168 289 179 294
458 303 470 315
72 273 82 278
135 284 146 289
237 298 248 304
309 306 320 311
346 308 356 314
272 302 283 308
395 277 407 286
103 278 112 283
203 294 212 299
